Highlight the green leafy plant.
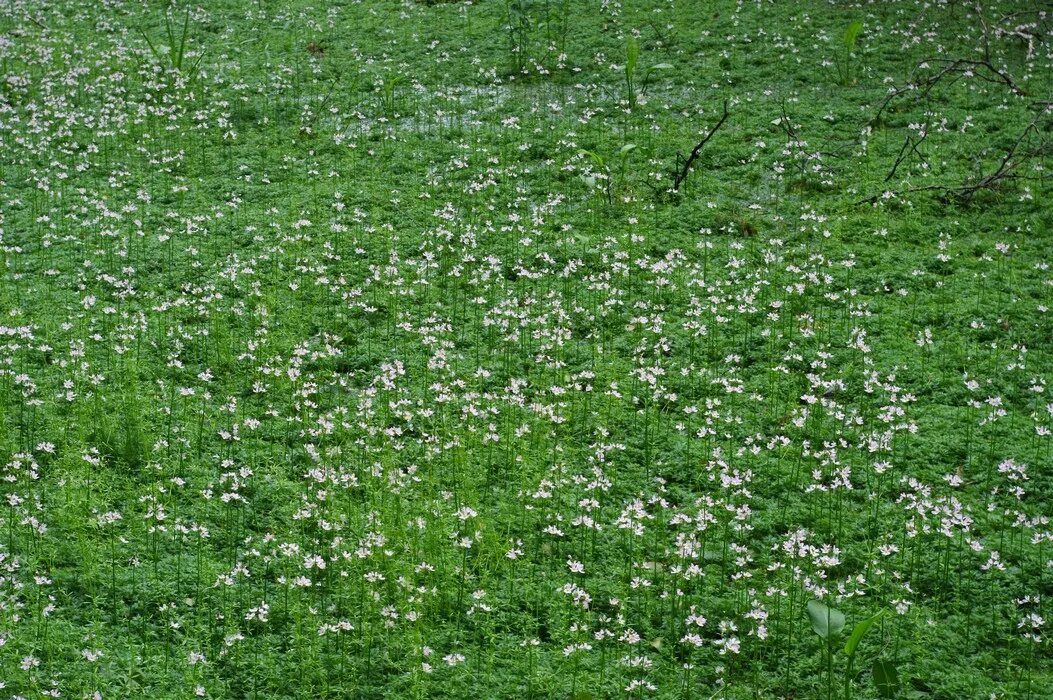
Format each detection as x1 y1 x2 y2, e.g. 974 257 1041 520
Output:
505 0 572 76
807 600 847 639
506 0 534 74
807 600 846 700
624 36 672 109
380 75 406 117
504 0 569 76
579 143 636 204
837 20 864 85
807 602 900 700
843 609 885 699
872 658 901 699
139 8 205 82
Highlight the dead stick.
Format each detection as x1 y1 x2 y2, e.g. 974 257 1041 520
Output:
672 100 729 191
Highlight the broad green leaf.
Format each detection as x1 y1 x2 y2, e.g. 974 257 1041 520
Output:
872 659 900 698
626 37 639 80
844 21 863 51
806 600 846 639
619 143 637 156
844 609 886 657
579 149 604 168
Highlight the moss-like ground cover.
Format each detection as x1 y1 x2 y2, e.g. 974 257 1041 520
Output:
0 0 1051 697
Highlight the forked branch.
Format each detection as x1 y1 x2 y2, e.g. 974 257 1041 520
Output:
871 57 1027 125
857 117 1050 205
671 100 729 191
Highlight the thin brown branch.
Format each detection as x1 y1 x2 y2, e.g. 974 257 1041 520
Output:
885 126 930 182
858 118 1049 204
871 57 1026 124
672 100 729 191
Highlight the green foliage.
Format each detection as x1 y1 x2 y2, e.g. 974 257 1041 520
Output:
139 8 205 81
844 20 864 52
844 609 888 699
0 1 1048 698
873 659 901 698
380 74 406 116
623 35 672 109
578 142 637 203
844 609 885 657
504 0 570 76
807 600 847 639
626 36 639 81
837 19 864 85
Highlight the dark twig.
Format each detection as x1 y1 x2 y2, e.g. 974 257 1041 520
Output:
953 121 1046 197
995 7 1051 59
671 100 729 191
857 118 1050 204
871 57 1027 124
885 121 931 182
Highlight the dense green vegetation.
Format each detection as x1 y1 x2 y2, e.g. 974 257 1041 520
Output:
0 0 1051 697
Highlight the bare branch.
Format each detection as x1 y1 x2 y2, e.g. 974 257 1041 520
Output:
671 100 729 192
871 57 1026 125
857 118 1050 205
